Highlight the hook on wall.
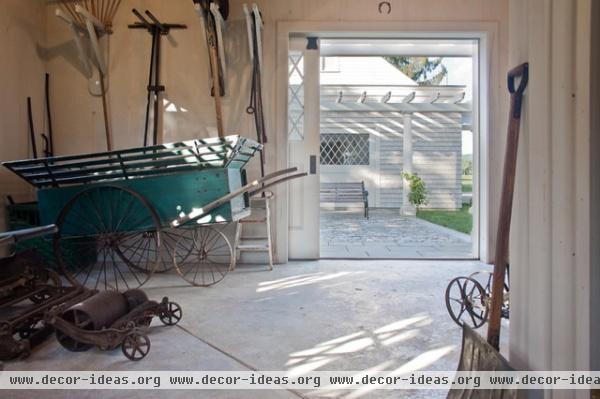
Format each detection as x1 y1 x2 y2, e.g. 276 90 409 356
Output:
378 1 391 14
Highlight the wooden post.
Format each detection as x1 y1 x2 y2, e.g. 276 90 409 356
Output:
401 112 415 215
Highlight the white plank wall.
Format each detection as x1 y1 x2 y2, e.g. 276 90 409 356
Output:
320 110 463 209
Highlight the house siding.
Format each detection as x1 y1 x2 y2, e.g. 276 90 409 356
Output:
320 110 463 209
412 112 463 209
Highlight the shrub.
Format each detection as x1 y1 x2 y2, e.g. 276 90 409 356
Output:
401 172 428 210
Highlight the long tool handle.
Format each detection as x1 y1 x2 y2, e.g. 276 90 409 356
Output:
45 73 54 157
171 167 298 227
206 15 224 137
142 30 157 146
99 70 112 151
27 97 38 158
249 172 307 197
487 62 528 350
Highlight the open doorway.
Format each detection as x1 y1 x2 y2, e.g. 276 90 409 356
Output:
315 39 478 259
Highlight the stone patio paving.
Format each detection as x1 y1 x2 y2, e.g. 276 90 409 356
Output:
320 208 473 259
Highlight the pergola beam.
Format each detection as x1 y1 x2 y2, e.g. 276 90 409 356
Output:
321 101 470 113
357 91 367 103
380 91 391 103
402 91 416 103
451 92 466 104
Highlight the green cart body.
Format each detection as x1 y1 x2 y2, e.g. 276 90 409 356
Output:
37 167 249 235
3 135 262 289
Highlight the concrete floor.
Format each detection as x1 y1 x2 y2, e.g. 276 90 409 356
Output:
5 259 502 399
320 209 473 259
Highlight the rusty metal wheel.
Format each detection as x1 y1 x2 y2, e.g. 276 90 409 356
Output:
159 302 182 326
469 270 510 320
445 276 488 329
173 227 232 287
53 185 162 291
55 310 95 352
121 332 151 361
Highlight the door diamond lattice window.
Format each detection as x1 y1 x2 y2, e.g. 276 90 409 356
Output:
320 134 370 165
288 52 304 141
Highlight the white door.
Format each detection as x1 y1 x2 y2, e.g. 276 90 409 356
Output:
288 37 320 259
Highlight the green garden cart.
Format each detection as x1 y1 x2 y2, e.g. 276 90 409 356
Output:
3 135 302 290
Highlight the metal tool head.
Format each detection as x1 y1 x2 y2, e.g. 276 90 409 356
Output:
193 0 229 20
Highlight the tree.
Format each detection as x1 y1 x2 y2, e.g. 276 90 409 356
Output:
402 172 428 210
384 56 448 86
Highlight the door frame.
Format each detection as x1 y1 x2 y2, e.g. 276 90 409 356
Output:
275 21 497 263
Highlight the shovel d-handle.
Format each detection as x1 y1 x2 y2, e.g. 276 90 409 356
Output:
507 62 529 117
171 167 300 227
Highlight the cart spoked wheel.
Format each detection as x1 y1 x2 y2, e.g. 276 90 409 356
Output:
159 302 182 325
445 276 488 329
121 332 151 361
173 226 233 287
161 229 196 273
53 185 162 291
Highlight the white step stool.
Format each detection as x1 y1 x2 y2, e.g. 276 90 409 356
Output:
233 191 274 270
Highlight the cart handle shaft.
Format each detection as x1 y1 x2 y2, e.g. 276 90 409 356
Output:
0 224 58 247
171 167 298 227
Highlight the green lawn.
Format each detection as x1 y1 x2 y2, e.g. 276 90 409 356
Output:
417 204 473 235
462 175 473 193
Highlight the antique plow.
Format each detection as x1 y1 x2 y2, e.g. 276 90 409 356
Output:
0 225 92 360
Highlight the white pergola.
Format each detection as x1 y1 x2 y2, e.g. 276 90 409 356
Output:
320 86 471 214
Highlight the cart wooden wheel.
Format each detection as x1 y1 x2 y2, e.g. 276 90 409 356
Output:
173 226 233 287
445 276 488 329
53 185 162 291
159 301 182 325
121 332 151 361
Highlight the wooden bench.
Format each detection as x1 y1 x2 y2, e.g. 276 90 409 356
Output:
320 182 369 218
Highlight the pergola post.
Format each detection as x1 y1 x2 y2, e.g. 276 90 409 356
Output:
401 112 415 215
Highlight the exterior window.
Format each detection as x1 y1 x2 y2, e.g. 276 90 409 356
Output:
320 134 370 165
288 52 304 141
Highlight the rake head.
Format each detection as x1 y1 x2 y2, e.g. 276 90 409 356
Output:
55 0 123 32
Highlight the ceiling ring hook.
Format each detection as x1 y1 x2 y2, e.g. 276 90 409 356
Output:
378 1 391 14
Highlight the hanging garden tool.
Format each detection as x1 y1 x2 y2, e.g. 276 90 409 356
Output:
486 62 529 350
42 73 54 158
244 3 267 179
54 0 122 151
129 10 187 147
193 0 229 138
26 97 38 159
24 74 55 159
